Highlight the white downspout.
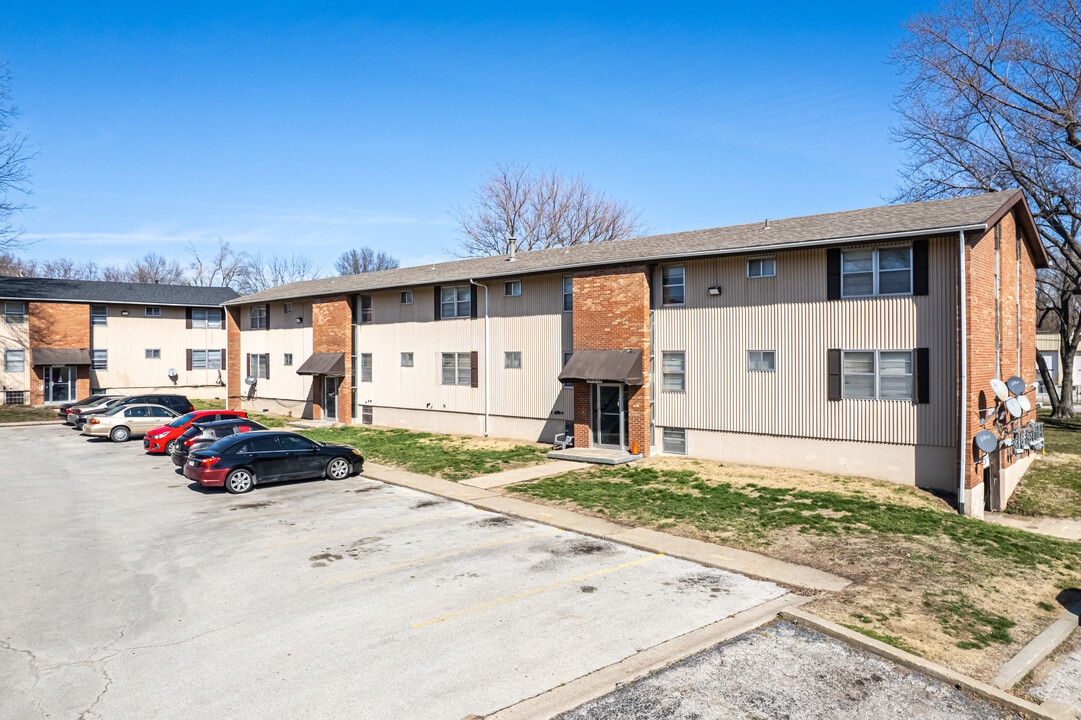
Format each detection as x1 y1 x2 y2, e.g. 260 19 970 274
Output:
958 230 968 516
470 279 490 437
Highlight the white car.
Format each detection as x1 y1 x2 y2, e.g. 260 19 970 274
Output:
81 403 179 442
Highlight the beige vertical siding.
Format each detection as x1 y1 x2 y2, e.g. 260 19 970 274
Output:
653 236 958 448
0 312 31 395
237 300 314 413
89 304 228 395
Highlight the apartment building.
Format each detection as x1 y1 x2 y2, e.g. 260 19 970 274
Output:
0 278 238 404
225 190 1046 516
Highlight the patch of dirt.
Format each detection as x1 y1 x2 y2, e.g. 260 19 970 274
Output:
549 539 614 557
472 516 516 528
344 537 382 558
413 499 444 509
349 486 379 494
674 572 733 595
580 585 597 593
309 551 344 567
229 501 273 511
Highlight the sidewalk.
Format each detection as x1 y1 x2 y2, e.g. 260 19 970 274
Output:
984 512 1081 541
361 461 850 593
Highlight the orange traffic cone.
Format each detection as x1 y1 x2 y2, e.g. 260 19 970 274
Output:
631 439 639 455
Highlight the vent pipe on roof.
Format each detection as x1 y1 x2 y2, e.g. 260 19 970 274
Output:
508 235 517 262
764 219 771 229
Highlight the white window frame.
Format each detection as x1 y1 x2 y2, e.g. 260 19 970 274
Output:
504 280 521 297
192 349 223 370
194 308 223 329
440 285 471 319
662 266 685 306
746 350 776 372
145 349 161 360
401 290 413 305
841 245 913 298
661 351 686 392
401 352 414 368
283 353 293 366
562 276 573 312
251 353 269 379
5 348 25 372
4 301 26 324
91 349 108 370
249 306 267 330
504 351 522 369
441 352 471 386
144 306 161 317
90 305 108 327
662 427 687 455
747 256 776 278
841 350 914 401
360 353 373 382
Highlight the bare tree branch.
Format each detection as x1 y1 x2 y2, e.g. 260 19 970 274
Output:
0 65 34 253
334 247 400 275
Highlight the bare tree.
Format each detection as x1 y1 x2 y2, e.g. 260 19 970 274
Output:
453 161 648 257
0 67 33 254
891 0 1081 418
237 252 319 294
105 252 187 285
36 257 101 280
186 238 251 288
0 252 29 276
334 247 400 275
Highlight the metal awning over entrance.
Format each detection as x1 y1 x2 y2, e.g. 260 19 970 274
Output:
295 352 346 377
31 348 91 366
558 349 644 385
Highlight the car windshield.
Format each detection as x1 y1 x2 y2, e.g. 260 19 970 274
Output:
103 405 126 416
168 412 198 428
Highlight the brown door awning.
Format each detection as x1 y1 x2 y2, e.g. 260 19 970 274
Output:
31 348 91 366
558 349 644 385
296 352 346 377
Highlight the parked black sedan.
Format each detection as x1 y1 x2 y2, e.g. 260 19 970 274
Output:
170 418 269 467
183 431 364 494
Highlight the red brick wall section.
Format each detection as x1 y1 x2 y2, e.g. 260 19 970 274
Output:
28 302 91 404
226 306 242 411
963 209 1038 491
571 265 651 456
312 295 352 425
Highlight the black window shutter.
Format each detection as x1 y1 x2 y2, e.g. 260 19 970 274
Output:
913 238 929 296
351 295 358 325
264 354 270 380
246 353 251 377
826 248 841 300
470 351 479 388
470 285 478 319
827 349 842 401
220 348 227 370
185 307 193 329
433 285 441 320
264 304 271 330
186 349 193 371
915 347 930 403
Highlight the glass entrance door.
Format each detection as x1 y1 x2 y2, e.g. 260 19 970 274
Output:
592 383 625 450
45 366 75 404
323 377 338 421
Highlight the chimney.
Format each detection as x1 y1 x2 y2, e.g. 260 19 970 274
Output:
764 219 771 229
508 235 517 262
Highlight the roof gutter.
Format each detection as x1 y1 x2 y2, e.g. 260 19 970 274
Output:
224 223 989 306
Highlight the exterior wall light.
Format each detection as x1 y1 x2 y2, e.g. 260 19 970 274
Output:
707 286 722 296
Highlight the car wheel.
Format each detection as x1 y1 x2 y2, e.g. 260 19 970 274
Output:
164 440 177 455
326 457 351 480
110 426 130 442
225 468 255 494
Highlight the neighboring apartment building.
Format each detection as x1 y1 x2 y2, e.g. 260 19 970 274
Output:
225 190 1046 516
0 277 238 404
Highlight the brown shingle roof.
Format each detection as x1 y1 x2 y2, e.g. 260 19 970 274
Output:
227 189 1043 305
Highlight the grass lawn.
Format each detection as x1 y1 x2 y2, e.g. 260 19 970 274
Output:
189 399 288 428
1007 411 1081 518
0 405 59 423
297 426 550 481
507 458 1081 682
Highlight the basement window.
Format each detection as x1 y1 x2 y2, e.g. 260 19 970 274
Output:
4 390 27 405
361 405 373 425
662 428 687 455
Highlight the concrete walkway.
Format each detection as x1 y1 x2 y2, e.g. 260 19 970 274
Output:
984 512 1081 541
362 462 850 593
461 460 582 489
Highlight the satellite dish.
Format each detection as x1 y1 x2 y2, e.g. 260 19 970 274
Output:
1006 376 1026 396
167 368 178 379
1018 395 1032 413
244 376 257 386
990 379 1009 401
1005 397 1022 418
975 430 998 454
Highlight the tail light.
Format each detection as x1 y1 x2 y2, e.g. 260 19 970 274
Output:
184 439 196 447
72 409 81 415
89 418 100 424
200 457 220 467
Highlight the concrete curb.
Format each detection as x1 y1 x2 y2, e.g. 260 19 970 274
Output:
994 602 1081 690
0 420 63 428
780 608 1076 720
483 593 812 720
362 463 851 593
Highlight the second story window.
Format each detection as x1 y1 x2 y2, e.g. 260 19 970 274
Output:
4 301 26 324
193 308 223 329
250 306 267 330
144 306 161 317
401 290 413 304
662 266 685 306
360 295 373 324
842 245 912 297
747 257 776 278
440 285 471 318
91 305 108 327
283 302 293 314
504 280 521 297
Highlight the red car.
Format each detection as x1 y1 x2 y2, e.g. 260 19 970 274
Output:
143 410 249 455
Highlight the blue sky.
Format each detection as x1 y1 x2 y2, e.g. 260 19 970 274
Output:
0 2 934 274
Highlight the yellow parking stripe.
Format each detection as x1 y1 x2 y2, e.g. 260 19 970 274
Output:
412 553 665 629
263 508 480 549
220 491 420 523
324 529 562 584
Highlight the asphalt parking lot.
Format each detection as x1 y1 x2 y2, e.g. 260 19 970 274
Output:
0 424 786 719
